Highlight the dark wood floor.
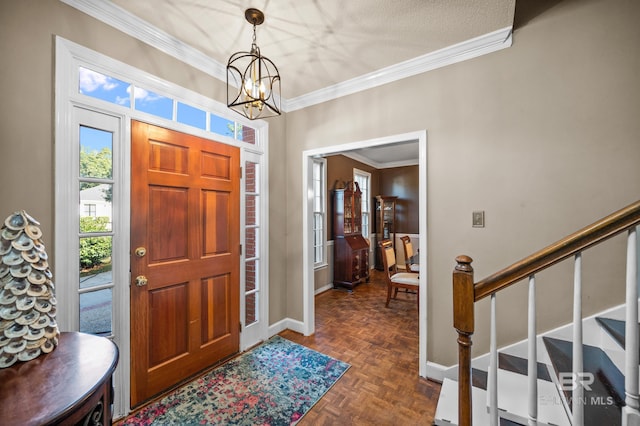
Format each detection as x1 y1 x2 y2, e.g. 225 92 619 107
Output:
280 269 441 425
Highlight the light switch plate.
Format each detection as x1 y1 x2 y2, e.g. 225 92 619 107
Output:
472 211 485 227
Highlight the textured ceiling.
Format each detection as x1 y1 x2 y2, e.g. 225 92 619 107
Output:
341 141 420 169
109 0 516 100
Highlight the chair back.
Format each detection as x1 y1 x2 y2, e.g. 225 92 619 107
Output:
400 235 414 258
400 235 419 272
378 240 397 275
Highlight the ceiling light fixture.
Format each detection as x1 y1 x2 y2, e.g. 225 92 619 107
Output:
227 8 281 120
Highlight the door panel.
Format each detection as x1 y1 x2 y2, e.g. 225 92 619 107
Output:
202 190 231 255
149 283 189 365
148 186 189 263
130 121 240 407
200 274 232 343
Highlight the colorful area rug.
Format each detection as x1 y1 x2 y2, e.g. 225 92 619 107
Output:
122 335 350 425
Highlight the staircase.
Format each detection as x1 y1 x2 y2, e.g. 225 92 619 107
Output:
437 200 640 426
434 303 636 425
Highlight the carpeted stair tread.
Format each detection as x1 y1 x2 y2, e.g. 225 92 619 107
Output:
500 418 524 426
596 317 626 347
543 336 624 426
596 317 640 359
498 352 552 382
472 368 488 390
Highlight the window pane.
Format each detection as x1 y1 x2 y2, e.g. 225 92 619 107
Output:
245 292 257 325
245 161 258 193
244 161 259 226
246 194 257 226
211 114 235 137
80 126 112 179
177 102 206 129
79 67 131 107
79 184 112 230
313 212 323 231
362 213 370 237
314 225 322 246
79 235 112 287
238 125 256 144
313 213 323 263
246 259 257 292
80 288 112 336
246 227 257 259
245 258 258 326
134 87 173 119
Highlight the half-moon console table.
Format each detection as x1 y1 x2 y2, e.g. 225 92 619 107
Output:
0 331 119 425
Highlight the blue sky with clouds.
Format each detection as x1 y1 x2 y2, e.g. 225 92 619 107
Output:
79 67 240 139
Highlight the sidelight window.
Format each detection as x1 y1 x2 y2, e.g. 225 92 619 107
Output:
78 123 116 336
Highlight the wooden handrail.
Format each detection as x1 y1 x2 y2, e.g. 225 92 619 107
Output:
475 200 640 301
452 199 640 426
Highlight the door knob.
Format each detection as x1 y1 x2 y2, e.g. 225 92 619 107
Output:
135 247 147 257
135 275 148 287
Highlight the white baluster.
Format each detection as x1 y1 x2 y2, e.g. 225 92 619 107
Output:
489 293 498 426
572 253 584 426
623 226 640 426
528 275 538 424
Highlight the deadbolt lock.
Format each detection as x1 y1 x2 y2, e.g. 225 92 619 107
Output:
135 247 147 257
135 275 148 287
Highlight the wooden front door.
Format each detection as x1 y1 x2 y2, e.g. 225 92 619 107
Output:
130 121 240 407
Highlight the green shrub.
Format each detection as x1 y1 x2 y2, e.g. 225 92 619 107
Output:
79 217 112 269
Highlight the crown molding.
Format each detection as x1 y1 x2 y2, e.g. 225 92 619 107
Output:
283 26 513 112
61 0 512 113
341 152 419 170
60 0 227 81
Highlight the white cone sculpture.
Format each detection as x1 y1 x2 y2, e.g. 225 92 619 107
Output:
0 211 59 368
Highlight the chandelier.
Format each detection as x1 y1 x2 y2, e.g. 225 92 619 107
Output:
227 8 281 120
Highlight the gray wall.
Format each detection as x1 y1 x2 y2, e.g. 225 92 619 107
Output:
284 0 640 364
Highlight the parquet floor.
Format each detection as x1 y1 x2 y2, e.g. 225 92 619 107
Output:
280 269 441 425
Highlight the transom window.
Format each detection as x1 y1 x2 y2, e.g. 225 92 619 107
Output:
78 66 256 143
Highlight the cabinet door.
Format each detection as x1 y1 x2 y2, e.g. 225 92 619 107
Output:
353 192 362 234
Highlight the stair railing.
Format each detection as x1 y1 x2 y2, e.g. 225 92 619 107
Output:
453 200 640 426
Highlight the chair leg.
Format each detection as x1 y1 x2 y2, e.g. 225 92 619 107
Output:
386 285 393 307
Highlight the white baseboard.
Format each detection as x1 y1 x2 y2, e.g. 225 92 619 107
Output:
268 317 306 337
315 283 334 295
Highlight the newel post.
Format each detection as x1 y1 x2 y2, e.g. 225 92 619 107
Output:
453 255 475 426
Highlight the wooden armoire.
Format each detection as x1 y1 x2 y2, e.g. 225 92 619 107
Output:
333 182 370 290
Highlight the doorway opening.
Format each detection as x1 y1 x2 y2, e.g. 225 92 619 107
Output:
301 130 428 376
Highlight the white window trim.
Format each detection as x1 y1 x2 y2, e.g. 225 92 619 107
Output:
240 150 269 350
313 158 328 269
354 168 372 239
302 131 428 378
55 36 270 418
